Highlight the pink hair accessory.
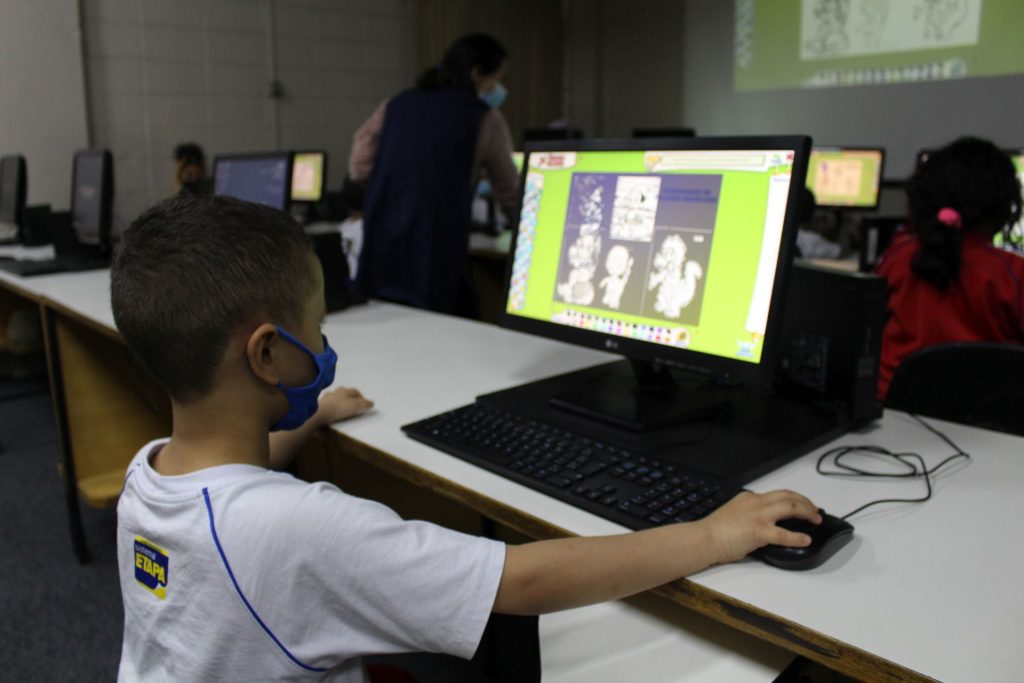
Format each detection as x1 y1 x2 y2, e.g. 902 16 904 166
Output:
937 207 962 229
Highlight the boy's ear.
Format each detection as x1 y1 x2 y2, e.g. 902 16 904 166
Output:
246 323 282 387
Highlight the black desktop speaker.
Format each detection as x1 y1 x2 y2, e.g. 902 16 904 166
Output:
776 262 886 424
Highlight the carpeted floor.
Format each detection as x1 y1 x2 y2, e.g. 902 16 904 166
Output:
0 382 123 681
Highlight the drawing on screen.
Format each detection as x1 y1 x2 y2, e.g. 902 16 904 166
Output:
804 0 852 57
801 0 980 61
814 159 864 200
556 232 602 306
648 235 704 319
915 0 968 40
577 177 604 232
855 0 889 48
610 176 661 241
599 245 634 309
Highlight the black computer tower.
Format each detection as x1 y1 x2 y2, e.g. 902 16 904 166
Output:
777 262 887 424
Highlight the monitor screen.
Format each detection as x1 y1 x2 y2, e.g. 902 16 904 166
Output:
71 150 113 246
0 155 26 227
512 151 524 174
502 137 810 387
995 150 1024 252
291 151 326 203
213 153 292 211
806 147 885 209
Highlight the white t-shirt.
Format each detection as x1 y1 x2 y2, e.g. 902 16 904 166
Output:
117 439 506 682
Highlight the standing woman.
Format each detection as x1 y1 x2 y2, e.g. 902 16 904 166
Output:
349 33 519 314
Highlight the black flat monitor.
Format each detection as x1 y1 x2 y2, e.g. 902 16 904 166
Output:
213 153 293 211
501 136 811 430
0 154 27 232
806 146 885 210
71 149 114 247
291 151 326 203
633 127 695 139
523 127 584 143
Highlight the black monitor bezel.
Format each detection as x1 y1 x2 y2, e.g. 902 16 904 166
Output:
499 135 812 389
70 149 114 247
0 154 27 228
290 150 327 203
212 151 295 212
808 145 886 210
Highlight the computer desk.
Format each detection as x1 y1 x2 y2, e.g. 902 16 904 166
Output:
2 268 1022 682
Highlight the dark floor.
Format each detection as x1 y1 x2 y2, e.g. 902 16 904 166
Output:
0 379 123 681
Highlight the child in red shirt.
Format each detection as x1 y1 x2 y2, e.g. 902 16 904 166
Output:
876 137 1024 399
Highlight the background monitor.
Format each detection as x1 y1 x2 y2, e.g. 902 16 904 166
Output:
71 149 114 247
213 153 293 211
0 155 27 230
806 147 885 209
523 127 584 143
512 151 524 174
291 151 326 203
995 150 1024 252
633 127 695 139
502 136 811 424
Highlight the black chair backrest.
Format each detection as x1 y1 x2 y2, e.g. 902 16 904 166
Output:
886 342 1024 436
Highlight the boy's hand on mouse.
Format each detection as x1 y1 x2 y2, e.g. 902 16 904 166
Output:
699 490 822 565
316 386 374 425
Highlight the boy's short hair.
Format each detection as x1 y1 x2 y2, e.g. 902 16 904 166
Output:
111 194 316 403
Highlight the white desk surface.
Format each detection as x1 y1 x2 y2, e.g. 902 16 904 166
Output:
6 267 1022 681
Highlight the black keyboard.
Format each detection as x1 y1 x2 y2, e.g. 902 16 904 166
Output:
0 253 109 277
402 403 741 530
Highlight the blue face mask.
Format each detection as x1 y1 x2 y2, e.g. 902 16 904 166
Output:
270 327 338 432
479 82 507 109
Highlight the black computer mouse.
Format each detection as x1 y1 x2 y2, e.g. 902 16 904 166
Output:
754 509 854 571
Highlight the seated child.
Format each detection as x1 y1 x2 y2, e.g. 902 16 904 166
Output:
875 137 1024 399
111 194 821 682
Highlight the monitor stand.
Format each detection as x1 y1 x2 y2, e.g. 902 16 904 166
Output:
549 359 743 432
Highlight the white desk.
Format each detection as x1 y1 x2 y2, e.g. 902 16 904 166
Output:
5 267 1022 681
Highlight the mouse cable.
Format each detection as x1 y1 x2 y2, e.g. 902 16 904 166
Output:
816 413 971 520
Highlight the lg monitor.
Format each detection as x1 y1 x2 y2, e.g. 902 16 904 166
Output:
291 151 326 203
806 146 885 209
0 154 27 233
213 153 293 211
502 136 811 430
633 127 695 139
71 149 114 247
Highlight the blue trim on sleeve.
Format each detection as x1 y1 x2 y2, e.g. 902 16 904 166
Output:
202 487 327 673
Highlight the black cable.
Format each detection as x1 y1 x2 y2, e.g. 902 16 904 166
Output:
817 413 971 520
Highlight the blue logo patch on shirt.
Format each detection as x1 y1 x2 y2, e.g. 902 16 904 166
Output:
134 536 169 600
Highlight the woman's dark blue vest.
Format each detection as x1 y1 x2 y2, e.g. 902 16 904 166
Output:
357 87 488 313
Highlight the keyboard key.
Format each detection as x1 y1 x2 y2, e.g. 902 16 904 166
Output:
546 475 571 488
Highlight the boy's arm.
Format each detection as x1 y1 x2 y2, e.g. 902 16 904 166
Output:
493 490 819 615
268 386 373 469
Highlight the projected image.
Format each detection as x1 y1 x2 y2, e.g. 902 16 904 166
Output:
734 0 1022 90
555 173 720 325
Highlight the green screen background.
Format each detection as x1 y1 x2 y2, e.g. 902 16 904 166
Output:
736 0 1024 91
509 151 791 364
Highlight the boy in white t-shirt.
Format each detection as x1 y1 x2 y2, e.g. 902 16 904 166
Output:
110 195 822 682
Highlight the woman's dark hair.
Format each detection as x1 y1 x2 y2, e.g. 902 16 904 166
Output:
416 33 507 90
907 136 1022 289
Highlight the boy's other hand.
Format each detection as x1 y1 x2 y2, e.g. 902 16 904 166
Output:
699 490 821 565
318 386 374 424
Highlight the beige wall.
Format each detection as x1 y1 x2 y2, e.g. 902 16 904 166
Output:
82 0 416 232
565 0 686 138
